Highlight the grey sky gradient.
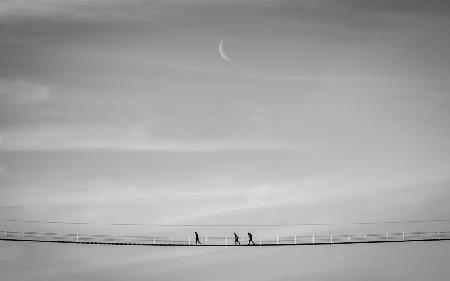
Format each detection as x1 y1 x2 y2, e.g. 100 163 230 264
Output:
2 241 450 281
0 0 449 232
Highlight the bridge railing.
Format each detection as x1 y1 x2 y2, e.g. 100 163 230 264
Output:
2 229 449 245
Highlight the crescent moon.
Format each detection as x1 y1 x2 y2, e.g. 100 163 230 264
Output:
218 38 232 62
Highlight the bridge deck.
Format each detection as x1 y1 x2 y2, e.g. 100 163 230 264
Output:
2 237 449 247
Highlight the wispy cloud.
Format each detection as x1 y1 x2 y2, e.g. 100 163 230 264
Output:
0 163 6 176
0 0 120 20
0 176 330 223
0 79 50 104
0 124 301 152
148 57 447 85
0 0 275 23
4 175 446 225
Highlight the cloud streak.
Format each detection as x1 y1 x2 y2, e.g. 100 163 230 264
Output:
0 79 50 104
0 124 301 152
0 0 127 22
0 0 275 23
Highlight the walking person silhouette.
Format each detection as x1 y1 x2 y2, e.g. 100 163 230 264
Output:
248 232 255 245
195 232 201 245
234 232 240 245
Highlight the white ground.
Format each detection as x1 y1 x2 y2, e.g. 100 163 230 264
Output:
1 240 449 280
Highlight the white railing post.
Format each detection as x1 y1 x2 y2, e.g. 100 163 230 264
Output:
76 233 78 243
312 234 315 245
170 235 173 244
58 232 61 240
153 235 156 245
294 235 297 245
402 232 405 241
4 229 6 237
41 232 43 241
259 240 261 246
386 232 389 240
364 233 367 240
330 235 333 245
188 235 191 245
437 231 440 241
22 231 25 238
206 235 208 245
348 236 351 242
225 235 227 247
276 235 279 245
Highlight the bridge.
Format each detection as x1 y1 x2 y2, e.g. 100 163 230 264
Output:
1 229 449 246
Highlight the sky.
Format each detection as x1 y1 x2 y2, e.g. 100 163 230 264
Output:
0 0 449 234
2 241 450 281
